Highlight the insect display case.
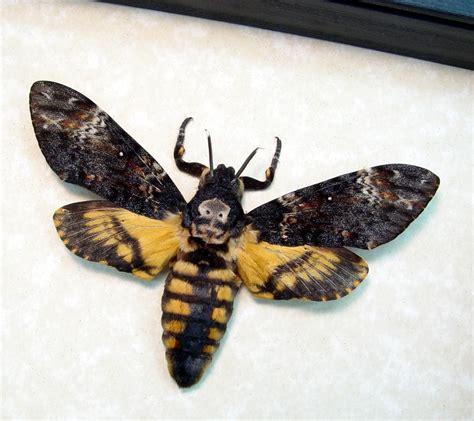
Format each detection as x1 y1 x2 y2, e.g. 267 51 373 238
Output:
3 1 472 418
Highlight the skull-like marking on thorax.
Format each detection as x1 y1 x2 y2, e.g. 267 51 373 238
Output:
191 199 231 244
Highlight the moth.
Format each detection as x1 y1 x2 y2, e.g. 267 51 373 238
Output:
30 81 439 388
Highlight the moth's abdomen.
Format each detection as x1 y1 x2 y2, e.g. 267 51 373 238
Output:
161 258 240 388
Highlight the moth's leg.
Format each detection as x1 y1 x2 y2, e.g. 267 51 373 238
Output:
174 117 207 177
241 137 282 190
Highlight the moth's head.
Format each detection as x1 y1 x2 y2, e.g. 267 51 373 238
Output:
198 164 243 198
178 120 278 245
183 169 245 244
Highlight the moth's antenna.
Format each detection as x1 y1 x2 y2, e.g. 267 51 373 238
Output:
206 130 214 177
235 147 260 178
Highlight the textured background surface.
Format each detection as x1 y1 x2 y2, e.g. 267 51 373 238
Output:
2 1 472 418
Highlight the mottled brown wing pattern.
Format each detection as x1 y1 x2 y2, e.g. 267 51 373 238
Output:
236 230 368 301
54 200 182 280
30 81 185 219
247 164 439 249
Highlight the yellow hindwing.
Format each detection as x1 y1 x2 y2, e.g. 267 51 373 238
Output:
236 229 368 301
54 200 182 280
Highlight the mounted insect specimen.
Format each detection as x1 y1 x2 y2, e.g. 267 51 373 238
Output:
30 81 439 388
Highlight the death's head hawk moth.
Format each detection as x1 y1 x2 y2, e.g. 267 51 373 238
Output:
30 81 440 388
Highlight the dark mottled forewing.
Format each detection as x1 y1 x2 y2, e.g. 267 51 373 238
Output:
30 81 185 219
247 164 439 249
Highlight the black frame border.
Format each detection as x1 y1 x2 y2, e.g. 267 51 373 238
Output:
102 0 474 70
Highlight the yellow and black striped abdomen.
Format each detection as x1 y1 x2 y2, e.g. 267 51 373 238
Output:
161 250 240 388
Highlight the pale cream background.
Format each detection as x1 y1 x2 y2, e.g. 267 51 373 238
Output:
2 1 472 419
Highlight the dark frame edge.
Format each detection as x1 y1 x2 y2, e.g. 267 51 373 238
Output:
101 0 474 70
